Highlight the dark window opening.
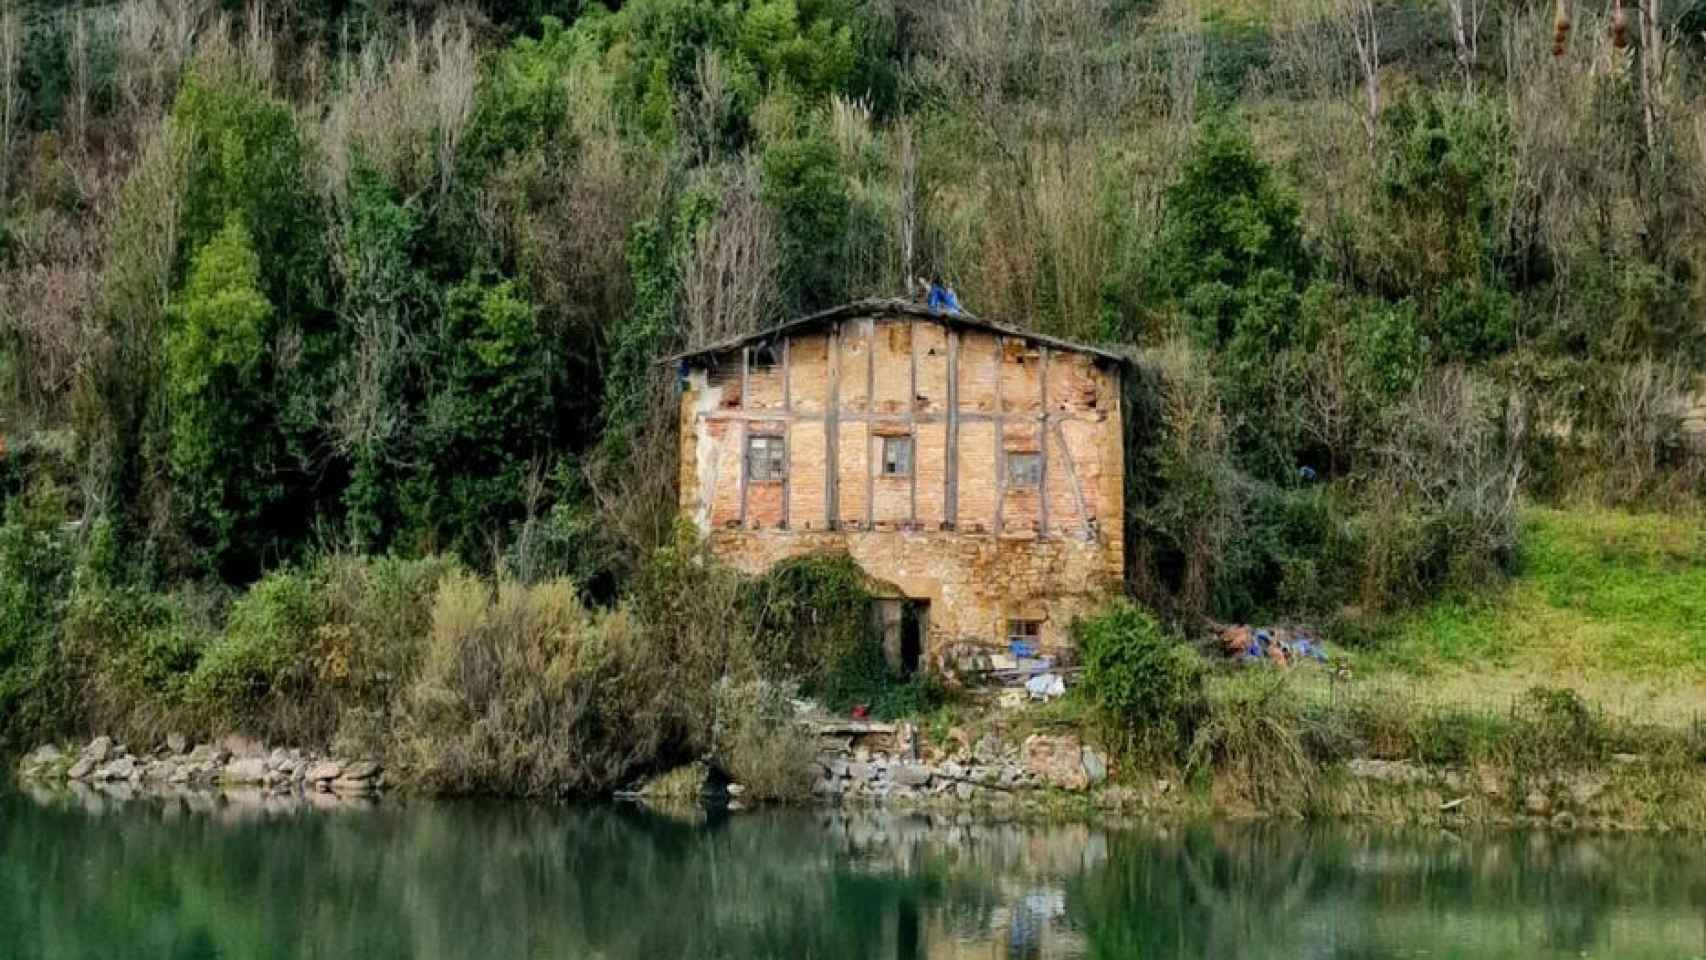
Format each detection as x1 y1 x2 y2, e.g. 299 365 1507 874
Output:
749 344 779 370
1007 452 1042 487
877 598 929 676
747 434 785 482
882 436 913 477
900 602 924 675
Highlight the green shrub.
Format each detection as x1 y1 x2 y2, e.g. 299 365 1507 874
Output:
1076 601 1206 752
0 485 75 750
188 566 321 723
762 130 850 311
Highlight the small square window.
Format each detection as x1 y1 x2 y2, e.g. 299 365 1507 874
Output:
747 434 785 482
1007 619 1042 648
882 436 913 477
1007 452 1042 487
749 344 779 370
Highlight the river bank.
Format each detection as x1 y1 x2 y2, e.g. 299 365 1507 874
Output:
17 717 1706 834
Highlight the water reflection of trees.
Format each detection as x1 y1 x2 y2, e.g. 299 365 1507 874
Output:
1066 822 1706 959
3 788 1705 960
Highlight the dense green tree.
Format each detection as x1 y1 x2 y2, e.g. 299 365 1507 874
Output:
165 215 276 575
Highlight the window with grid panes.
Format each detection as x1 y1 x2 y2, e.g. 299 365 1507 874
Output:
881 436 912 477
747 434 785 482
1007 452 1041 487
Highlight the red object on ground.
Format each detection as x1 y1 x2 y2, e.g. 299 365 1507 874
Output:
851 704 870 720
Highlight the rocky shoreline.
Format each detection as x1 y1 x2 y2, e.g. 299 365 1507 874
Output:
13 726 1695 834
808 729 1115 808
14 736 386 798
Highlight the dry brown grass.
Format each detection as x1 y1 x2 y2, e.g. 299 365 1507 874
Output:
398 572 665 796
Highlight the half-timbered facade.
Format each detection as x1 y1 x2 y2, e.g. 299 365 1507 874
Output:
673 299 1126 672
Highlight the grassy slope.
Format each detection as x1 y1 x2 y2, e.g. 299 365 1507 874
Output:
1349 507 1706 724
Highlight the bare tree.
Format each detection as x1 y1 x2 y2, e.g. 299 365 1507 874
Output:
682 50 731 167
68 10 92 157
1445 0 1489 89
895 119 917 287
681 164 780 348
1346 0 1382 156
429 11 476 197
0 5 20 199
1634 0 1666 156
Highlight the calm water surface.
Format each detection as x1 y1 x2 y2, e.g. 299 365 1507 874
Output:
4 782 1705 959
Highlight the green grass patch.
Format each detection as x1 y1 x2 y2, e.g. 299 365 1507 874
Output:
1353 506 1706 679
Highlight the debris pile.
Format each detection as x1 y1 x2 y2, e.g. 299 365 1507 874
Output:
1217 623 1329 669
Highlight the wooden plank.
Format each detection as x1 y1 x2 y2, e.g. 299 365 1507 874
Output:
696 410 1007 424
1039 346 1050 538
866 316 875 531
827 323 840 530
1051 420 1094 540
993 336 1005 536
909 320 918 527
945 327 959 529
737 421 749 528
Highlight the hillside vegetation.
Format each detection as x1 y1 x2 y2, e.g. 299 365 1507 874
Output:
1 0 1703 783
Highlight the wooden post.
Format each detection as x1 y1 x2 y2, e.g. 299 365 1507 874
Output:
909 319 918 527
827 323 841 530
866 316 875 531
945 328 959 529
1039 346 1050 538
738 348 749 526
993 337 1005 536
781 337 791 530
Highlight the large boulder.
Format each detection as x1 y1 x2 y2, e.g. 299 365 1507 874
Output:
1081 747 1109 787
84 736 113 764
891 764 932 788
340 760 381 782
305 761 343 783
18 744 63 779
223 758 269 784
1022 734 1088 792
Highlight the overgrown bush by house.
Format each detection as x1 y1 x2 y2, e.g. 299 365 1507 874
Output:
1076 600 1206 756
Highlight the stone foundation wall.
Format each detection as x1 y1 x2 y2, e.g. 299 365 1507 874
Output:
708 529 1118 666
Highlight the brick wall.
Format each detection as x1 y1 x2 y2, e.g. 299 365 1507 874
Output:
679 305 1125 662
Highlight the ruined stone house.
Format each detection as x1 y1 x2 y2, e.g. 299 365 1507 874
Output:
672 299 1126 674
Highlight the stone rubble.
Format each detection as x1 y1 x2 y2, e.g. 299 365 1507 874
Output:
810 729 1113 808
15 736 386 800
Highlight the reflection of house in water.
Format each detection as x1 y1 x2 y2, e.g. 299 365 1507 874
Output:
820 810 1103 959
673 299 1128 674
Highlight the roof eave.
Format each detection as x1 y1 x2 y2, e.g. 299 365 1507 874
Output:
661 298 1127 366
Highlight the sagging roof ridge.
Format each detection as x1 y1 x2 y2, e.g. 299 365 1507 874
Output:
662 298 1127 365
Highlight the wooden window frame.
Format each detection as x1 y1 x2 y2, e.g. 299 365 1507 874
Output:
746 433 786 483
1006 451 1042 488
881 435 913 478
1006 618 1042 647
